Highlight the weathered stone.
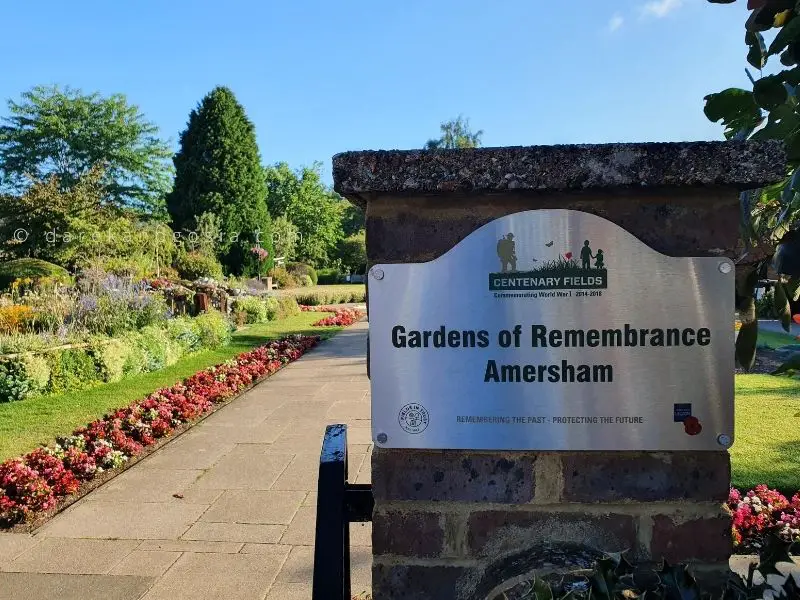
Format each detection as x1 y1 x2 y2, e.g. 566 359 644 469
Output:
467 510 638 559
334 141 785 204
372 511 443 557
650 514 732 563
372 563 472 600
372 448 534 503
561 452 730 503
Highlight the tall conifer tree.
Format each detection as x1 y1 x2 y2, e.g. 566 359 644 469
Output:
167 87 272 274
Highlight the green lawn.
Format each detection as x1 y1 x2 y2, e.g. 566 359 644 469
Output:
732 373 800 492
0 312 343 461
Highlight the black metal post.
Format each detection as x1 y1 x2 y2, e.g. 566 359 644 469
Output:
312 424 374 600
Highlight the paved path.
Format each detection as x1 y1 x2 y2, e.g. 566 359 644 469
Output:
0 322 372 600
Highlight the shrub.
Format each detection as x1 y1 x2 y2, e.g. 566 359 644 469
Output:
20 354 50 394
0 305 35 334
287 262 318 286
91 338 129 383
131 294 169 329
165 316 202 353
276 296 301 319
755 289 777 319
0 360 33 402
0 259 70 291
119 332 147 376
232 297 269 324
316 268 341 285
263 296 279 321
269 267 298 289
194 311 232 349
175 251 224 281
45 349 100 395
135 326 179 372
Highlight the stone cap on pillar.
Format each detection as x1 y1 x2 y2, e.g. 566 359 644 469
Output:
333 140 786 262
333 140 786 207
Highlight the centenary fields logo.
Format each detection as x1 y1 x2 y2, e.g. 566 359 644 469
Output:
490 234 608 292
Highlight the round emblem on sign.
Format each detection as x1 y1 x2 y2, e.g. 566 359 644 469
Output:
398 403 429 434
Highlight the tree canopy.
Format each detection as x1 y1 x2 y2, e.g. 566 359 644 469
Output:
425 115 483 150
703 0 800 370
265 162 344 267
166 86 273 274
0 85 172 215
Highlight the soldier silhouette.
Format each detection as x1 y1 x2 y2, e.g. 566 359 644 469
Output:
580 240 593 270
497 233 517 272
594 249 604 269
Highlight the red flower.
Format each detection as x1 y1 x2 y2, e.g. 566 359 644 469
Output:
564 252 573 260
313 309 365 327
683 416 702 436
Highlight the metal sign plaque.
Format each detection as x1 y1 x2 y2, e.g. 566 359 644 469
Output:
368 209 734 451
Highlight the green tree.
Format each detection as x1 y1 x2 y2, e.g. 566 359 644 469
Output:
265 162 343 266
336 231 367 274
425 115 484 149
703 0 800 369
271 215 300 261
167 86 273 274
341 202 365 236
0 85 172 215
0 165 107 261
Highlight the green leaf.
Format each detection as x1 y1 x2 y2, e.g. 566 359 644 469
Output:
788 275 800 300
774 229 800 275
781 45 798 66
774 279 793 332
754 75 789 109
769 15 800 56
747 31 769 68
532 576 554 600
756 533 794 577
703 89 764 137
704 88 759 120
736 319 759 371
659 562 701 600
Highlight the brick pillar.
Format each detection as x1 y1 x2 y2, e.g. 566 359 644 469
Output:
333 141 785 600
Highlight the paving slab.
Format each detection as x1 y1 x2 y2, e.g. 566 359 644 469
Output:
0 533 39 565
193 446 294 490
38 500 208 539
140 551 285 600
200 490 305 524
0 572 154 600
137 539 243 553
109 551 182 577
2 538 139 574
87 468 204 503
181 521 286 544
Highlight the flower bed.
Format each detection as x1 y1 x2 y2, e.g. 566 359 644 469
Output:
300 305 338 312
312 308 364 327
0 334 319 528
728 485 800 552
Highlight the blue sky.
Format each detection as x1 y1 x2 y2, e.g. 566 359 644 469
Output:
0 0 752 184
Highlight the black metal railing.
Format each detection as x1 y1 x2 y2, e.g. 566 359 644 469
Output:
312 424 374 600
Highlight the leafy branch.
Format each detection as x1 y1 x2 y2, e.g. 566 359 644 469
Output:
705 0 800 368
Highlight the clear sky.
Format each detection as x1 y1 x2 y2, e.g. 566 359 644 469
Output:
1 0 753 184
